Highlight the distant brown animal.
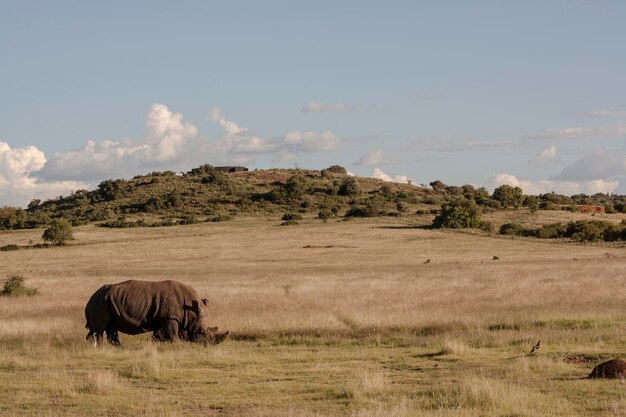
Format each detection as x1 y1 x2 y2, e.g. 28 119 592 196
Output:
588 358 626 379
85 280 228 346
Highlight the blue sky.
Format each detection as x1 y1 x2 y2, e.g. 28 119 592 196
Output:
1 1 625 206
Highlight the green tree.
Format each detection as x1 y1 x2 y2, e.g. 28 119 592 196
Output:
492 184 524 209
318 210 333 223
429 180 447 193
338 177 360 197
42 219 74 245
433 199 482 229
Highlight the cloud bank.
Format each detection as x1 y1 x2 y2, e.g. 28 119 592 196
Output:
0 141 87 206
2 103 342 207
371 168 411 184
488 173 619 195
354 150 395 166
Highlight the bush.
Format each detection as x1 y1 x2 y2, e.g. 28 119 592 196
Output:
534 223 566 239
499 223 525 236
321 165 347 177
282 213 303 221
42 219 74 245
565 220 613 242
338 177 360 197
1 275 38 297
318 210 333 223
433 199 482 229
0 244 19 251
479 221 495 234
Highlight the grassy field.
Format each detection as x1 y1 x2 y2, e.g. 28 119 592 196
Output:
1 214 625 416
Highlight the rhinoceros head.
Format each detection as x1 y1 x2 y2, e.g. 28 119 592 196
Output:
184 299 229 345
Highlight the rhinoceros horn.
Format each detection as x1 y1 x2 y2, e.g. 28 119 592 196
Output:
206 329 229 345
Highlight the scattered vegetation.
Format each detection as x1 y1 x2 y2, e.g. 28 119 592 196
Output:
499 220 626 242
0 165 623 234
0 275 39 297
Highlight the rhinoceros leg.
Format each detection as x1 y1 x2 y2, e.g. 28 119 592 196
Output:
86 330 103 347
155 319 179 342
106 328 121 346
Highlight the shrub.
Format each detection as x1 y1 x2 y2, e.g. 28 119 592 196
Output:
0 244 19 252
318 210 333 223
282 213 303 221
534 223 566 239
1 275 38 297
207 214 233 222
42 219 74 245
565 220 612 242
499 223 525 236
338 177 360 197
479 221 495 234
433 199 482 229
321 165 347 177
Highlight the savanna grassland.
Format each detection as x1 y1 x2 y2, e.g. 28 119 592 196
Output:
1 214 626 416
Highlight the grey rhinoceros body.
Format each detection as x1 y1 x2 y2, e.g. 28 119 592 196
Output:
85 280 228 346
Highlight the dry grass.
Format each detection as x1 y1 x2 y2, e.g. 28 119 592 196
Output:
1 215 626 416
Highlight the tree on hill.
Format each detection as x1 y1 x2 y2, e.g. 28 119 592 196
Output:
492 184 524 209
338 177 360 196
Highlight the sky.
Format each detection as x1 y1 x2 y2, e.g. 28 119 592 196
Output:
1 1 626 207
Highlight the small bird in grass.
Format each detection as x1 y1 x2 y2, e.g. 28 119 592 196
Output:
530 340 541 354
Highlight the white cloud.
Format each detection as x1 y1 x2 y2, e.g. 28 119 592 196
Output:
532 145 558 165
371 168 412 184
209 107 248 136
527 122 626 140
552 151 626 182
213 108 340 155
354 150 395 166
574 110 626 117
0 141 87 207
302 101 362 113
143 103 198 161
40 103 203 181
488 172 619 195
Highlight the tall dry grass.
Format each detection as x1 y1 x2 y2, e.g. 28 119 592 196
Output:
0 216 625 416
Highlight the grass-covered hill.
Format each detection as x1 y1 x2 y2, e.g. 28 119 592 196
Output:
4 165 437 228
1 164 626 241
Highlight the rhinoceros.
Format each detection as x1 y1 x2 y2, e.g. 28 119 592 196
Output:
85 280 228 346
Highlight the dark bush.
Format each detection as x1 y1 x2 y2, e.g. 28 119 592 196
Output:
321 165 347 177
282 213 303 221
565 220 613 242
338 177 360 197
499 223 525 236
0 244 19 251
534 223 566 239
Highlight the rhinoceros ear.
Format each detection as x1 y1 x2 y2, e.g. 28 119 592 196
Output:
202 298 209 307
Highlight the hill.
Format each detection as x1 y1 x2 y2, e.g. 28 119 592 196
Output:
1 164 625 237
